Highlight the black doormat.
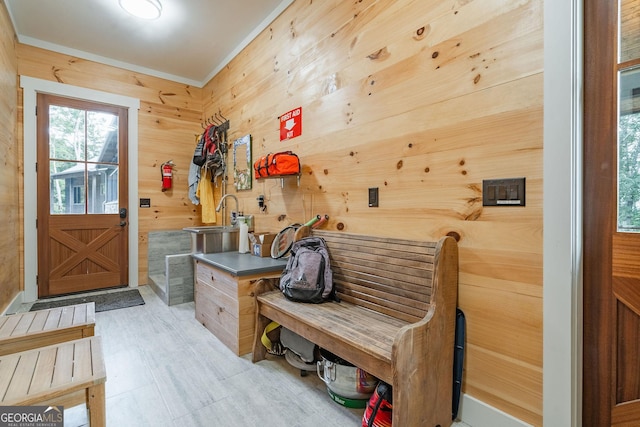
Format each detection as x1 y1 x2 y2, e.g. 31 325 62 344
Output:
30 289 145 313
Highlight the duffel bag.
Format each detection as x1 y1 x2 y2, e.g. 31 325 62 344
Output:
362 381 393 427
253 151 300 178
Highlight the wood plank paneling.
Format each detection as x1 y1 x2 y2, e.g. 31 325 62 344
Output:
203 0 543 424
8 0 545 424
464 342 542 423
16 44 204 285
0 2 20 313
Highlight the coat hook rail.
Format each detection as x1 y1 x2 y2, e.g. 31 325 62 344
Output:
215 111 230 133
200 111 230 134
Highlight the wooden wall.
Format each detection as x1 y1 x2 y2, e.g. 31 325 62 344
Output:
0 2 20 313
9 0 543 424
16 45 204 286
203 0 543 425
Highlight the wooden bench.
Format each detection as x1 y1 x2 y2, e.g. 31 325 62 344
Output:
0 336 107 427
0 303 95 356
252 231 458 427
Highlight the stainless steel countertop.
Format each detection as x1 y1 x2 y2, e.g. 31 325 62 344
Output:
192 251 288 276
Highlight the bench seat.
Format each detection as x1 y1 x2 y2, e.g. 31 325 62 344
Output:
0 336 106 426
258 290 408 383
0 303 95 356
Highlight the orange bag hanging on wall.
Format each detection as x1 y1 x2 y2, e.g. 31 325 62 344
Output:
253 151 300 178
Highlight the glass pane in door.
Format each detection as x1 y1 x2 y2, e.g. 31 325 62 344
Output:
49 105 86 161
618 67 640 231
87 165 119 214
50 160 85 214
87 111 119 163
620 0 640 63
48 105 119 215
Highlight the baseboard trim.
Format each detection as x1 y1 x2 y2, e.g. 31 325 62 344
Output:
2 291 24 315
458 393 533 427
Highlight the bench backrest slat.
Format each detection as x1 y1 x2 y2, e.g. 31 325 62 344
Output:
314 231 438 323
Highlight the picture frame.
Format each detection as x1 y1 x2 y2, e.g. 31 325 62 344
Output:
233 134 252 190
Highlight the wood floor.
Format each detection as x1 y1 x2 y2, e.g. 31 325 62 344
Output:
19 286 470 426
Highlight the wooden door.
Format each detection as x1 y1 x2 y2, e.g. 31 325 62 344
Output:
36 94 129 297
584 0 640 425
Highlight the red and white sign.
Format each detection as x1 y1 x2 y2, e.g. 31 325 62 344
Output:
280 107 302 141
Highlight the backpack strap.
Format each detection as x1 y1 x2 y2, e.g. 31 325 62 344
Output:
204 125 218 154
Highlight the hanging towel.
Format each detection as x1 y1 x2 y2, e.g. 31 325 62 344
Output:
196 168 217 224
188 161 201 205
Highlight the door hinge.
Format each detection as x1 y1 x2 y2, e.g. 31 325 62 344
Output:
35 275 38 285
35 162 37 173
35 218 37 228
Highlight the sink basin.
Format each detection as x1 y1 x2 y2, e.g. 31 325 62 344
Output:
183 226 237 234
183 226 239 253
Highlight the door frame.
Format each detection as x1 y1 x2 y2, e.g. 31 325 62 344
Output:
581 0 615 423
21 76 140 302
543 0 583 425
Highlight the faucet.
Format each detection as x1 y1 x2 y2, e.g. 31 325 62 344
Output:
215 194 239 226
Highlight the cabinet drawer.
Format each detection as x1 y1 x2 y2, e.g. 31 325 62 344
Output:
195 278 238 318
195 281 239 353
196 262 237 298
194 260 284 356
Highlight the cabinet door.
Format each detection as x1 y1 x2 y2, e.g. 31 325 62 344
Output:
195 262 240 354
194 261 283 356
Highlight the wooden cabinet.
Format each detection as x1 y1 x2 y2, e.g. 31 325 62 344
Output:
194 260 280 356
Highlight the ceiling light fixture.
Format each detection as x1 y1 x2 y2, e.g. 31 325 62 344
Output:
119 0 162 20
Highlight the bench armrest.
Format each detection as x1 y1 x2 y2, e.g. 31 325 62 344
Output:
392 235 458 426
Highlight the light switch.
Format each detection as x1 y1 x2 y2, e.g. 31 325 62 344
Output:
368 187 379 207
509 184 519 200
482 178 525 206
498 185 507 200
487 185 496 201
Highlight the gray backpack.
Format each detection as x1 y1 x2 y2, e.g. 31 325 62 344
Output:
279 237 334 303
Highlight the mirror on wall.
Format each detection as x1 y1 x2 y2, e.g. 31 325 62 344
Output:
233 135 252 190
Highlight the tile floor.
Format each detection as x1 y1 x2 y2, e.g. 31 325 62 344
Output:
20 286 470 427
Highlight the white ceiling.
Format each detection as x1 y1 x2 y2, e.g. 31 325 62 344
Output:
4 0 293 87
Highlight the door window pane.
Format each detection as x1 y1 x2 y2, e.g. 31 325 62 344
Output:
48 105 119 215
49 106 85 161
618 68 640 231
87 165 119 214
50 161 85 214
620 0 640 63
87 112 119 163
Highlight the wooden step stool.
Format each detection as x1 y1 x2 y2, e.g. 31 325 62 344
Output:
0 303 95 356
0 336 107 427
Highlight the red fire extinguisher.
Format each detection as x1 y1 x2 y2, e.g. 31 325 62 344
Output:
161 160 175 192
